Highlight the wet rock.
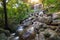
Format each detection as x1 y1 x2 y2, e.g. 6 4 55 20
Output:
34 33 45 40
44 29 57 38
12 36 19 40
52 13 60 19
32 21 43 29
38 16 52 24
19 26 36 40
39 11 44 16
42 23 49 29
16 25 25 36
37 29 57 40
49 26 57 30
32 21 48 31
34 31 46 40
33 13 39 17
51 20 60 25
8 36 19 40
39 28 45 32
7 33 19 40
22 16 35 26
55 26 60 33
39 32 45 40
34 34 39 40
47 35 60 40
22 21 32 26
52 14 59 19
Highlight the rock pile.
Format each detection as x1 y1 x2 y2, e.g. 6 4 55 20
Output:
9 12 60 40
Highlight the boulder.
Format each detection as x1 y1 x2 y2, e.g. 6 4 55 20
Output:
34 33 45 40
42 23 49 29
16 25 26 36
22 21 32 26
22 16 36 26
49 26 57 30
47 35 60 40
38 16 52 24
51 20 60 25
55 26 60 33
8 36 19 40
19 26 36 40
32 21 43 29
52 13 60 19
0 28 10 36
0 33 7 40
44 29 57 38
38 32 45 40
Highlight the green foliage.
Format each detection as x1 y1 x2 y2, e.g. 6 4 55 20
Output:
43 0 60 13
6 0 32 31
0 0 32 31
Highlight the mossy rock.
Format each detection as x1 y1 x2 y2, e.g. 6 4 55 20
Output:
0 33 7 40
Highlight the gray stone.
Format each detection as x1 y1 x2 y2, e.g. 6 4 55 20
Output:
38 16 52 24
19 26 36 40
47 35 60 40
22 16 36 26
49 26 58 30
16 25 25 36
51 20 60 25
52 13 60 19
8 36 19 40
44 29 57 38
42 23 49 29
39 32 45 40
32 21 43 28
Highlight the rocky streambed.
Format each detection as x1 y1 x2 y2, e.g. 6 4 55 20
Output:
0 12 60 40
